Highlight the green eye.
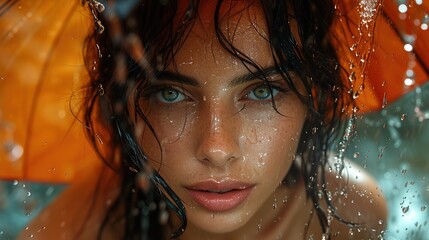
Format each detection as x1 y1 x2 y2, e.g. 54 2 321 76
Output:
156 88 186 103
248 85 278 100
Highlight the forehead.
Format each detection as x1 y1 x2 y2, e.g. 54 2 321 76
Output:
172 0 271 69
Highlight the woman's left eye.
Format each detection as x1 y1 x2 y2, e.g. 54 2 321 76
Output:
156 88 186 103
247 85 279 100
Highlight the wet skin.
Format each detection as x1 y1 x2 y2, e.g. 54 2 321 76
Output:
136 2 309 239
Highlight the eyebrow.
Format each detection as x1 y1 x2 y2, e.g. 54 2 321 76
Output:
156 66 282 87
229 66 280 87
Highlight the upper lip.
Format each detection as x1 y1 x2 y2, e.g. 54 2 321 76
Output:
185 179 255 192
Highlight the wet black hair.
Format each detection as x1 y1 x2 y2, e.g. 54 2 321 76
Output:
82 0 354 239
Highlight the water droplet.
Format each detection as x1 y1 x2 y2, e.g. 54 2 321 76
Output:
404 43 414 52
404 77 415 86
382 92 387 108
398 4 408 13
348 72 356 82
421 13 429 30
211 214 215 219
401 114 406 121
159 210 169 224
94 1 105 12
95 20 105 34
4 141 24 161
272 203 277 209
421 205 427 211
402 206 409 214
97 84 105 96
95 133 103 145
401 169 407 174
353 91 360 99
378 220 384 225
13 180 19 186
353 152 360 158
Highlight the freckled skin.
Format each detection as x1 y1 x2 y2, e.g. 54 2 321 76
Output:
135 2 309 239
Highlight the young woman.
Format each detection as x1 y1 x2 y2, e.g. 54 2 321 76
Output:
21 0 387 239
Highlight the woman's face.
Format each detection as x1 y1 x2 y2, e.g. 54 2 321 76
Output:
137 2 307 235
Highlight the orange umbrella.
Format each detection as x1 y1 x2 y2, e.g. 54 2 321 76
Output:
332 0 429 111
0 1 98 183
366 0 428 106
0 0 427 183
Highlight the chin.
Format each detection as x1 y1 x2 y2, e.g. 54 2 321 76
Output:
186 208 253 234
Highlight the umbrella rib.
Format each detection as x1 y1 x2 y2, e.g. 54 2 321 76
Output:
381 9 429 77
0 0 18 17
22 2 80 180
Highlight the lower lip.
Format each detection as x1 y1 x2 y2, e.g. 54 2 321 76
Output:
186 187 253 212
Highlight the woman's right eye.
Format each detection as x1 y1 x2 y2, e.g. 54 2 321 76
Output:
155 88 186 103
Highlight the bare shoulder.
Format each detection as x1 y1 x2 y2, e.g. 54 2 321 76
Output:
18 164 121 240
326 157 388 239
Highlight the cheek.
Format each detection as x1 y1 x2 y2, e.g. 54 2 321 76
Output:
138 107 198 170
241 118 303 182
141 102 198 140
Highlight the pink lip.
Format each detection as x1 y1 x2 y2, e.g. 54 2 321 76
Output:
185 180 255 212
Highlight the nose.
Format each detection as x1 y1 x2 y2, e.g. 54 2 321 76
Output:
195 103 240 167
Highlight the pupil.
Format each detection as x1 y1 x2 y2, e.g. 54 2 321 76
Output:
163 89 178 101
254 86 270 99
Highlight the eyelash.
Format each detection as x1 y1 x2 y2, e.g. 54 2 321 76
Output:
140 82 288 105
243 82 289 104
140 85 189 104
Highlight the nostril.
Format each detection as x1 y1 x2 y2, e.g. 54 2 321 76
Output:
196 145 238 167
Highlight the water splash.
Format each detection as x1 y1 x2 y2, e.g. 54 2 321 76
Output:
359 0 379 25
